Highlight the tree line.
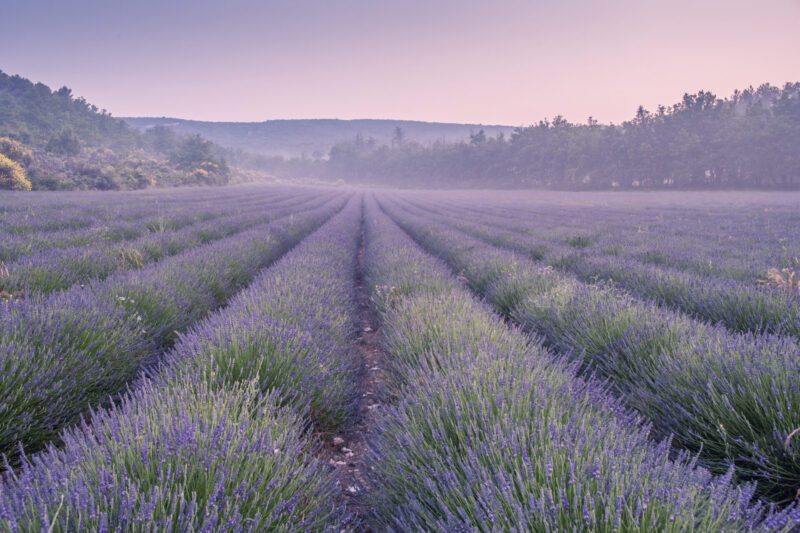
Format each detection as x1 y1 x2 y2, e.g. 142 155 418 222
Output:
269 83 800 189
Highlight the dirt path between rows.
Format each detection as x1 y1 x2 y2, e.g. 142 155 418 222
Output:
322 214 385 531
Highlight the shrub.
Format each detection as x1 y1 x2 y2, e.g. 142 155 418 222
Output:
0 137 33 166
45 127 81 155
0 154 31 190
760 266 800 294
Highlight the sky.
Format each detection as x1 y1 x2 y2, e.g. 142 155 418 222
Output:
2 0 799 125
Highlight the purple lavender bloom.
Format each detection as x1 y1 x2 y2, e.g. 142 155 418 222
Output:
0 191 347 459
365 196 797 530
0 197 364 531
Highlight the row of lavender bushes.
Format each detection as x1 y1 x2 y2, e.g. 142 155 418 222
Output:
0 197 364 531
382 197 800 504
0 186 283 233
0 195 346 461
415 196 798 282
361 196 797 530
0 188 307 263
1 192 330 294
403 198 800 339
0 191 251 236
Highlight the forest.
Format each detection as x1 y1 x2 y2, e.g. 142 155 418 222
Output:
3 68 799 190
0 70 232 190
268 83 800 189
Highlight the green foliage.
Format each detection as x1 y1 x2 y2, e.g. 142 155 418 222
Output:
320 82 800 189
0 136 33 165
169 134 231 185
45 127 81 155
0 70 139 150
143 124 178 154
0 70 235 190
566 235 594 248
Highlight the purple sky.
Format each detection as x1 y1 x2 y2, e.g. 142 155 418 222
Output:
3 0 799 125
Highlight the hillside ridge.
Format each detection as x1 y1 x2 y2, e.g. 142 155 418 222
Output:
122 116 515 157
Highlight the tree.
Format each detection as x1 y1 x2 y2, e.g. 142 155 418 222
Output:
55 86 72 99
169 134 230 185
392 126 405 148
145 125 178 154
169 134 214 170
470 129 487 145
46 127 81 155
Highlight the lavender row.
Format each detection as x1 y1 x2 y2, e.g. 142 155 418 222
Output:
0 192 332 295
382 197 800 503
0 190 296 261
0 185 290 221
162 195 362 430
409 195 798 282
362 197 795 531
0 188 309 262
0 186 279 236
0 381 341 532
0 198 365 531
425 200 759 278
0 189 311 273
421 193 796 250
0 196 347 460
398 198 800 338
0 184 251 212
437 197 792 278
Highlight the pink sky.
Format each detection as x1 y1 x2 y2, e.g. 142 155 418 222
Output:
3 0 799 125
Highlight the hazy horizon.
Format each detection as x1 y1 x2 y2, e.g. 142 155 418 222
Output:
3 0 798 126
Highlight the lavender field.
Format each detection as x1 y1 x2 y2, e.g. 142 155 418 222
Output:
2 186 800 531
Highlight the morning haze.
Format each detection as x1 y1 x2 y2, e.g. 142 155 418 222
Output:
3 1 800 531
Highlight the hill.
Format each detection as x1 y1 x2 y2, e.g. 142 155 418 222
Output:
0 69 234 190
0 70 138 151
121 117 515 157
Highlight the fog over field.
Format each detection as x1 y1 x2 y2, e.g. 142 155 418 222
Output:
2 1 800 532
121 117 516 158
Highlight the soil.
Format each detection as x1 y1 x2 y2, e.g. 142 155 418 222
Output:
321 216 385 532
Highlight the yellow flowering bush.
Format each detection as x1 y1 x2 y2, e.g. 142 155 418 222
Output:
0 137 33 166
0 153 32 190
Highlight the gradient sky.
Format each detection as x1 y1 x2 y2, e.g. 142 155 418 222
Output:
3 0 799 125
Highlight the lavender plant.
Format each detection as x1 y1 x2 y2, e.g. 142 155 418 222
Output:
161 197 362 430
397 196 800 339
362 198 797 531
381 197 800 503
0 188 311 263
0 198 366 531
0 378 343 532
0 196 346 459
0 193 331 294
